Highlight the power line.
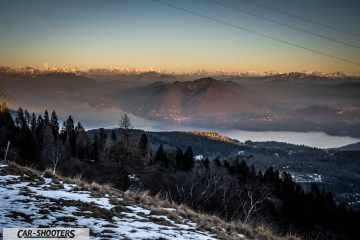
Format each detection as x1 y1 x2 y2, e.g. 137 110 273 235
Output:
208 0 360 49
240 0 360 38
150 0 360 67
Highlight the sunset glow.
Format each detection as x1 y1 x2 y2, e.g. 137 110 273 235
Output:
0 0 359 74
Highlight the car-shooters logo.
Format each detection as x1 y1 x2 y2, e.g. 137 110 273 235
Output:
3 228 89 240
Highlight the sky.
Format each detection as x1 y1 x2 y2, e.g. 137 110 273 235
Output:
0 0 359 74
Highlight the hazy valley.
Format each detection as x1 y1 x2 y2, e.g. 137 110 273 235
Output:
1 67 360 139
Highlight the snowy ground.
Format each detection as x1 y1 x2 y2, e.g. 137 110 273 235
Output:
0 164 217 240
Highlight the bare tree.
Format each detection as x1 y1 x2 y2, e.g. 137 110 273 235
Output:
4 141 10 163
168 163 228 211
51 145 63 174
119 113 132 129
119 113 132 167
239 182 269 224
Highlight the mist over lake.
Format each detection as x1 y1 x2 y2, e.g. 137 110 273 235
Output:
8 97 359 149
98 113 360 149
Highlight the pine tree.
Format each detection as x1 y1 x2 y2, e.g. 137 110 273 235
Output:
154 144 168 167
50 110 59 138
38 125 55 168
24 110 31 126
43 110 50 126
75 122 86 159
0 108 15 148
65 116 76 157
59 121 67 141
18 120 36 162
111 130 117 141
75 122 85 132
214 156 221 168
223 160 230 170
92 134 100 162
30 113 37 134
203 157 210 170
138 132 150 165
183 146 194 170
15 107 26 129
99 128 107 141
175 147 184 170
37 115 44 129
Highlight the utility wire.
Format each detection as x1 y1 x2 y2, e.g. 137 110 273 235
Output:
208 0 359 49
240 0 360 38
151 0 360 67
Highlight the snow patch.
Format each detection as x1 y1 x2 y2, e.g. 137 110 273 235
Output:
0 165 218 240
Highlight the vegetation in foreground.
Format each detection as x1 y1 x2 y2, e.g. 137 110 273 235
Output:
0 95 359 240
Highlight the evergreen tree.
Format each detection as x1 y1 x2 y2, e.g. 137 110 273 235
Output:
175 147 184 170
249 164 256 179
50 110 59 139
38 125 55 168
236 160 250 178
223 160 230 170
203 157 210 170
65 116 76 157
0 88 14 152
97 128 106 155
214 156 221 168
59 121 67 141
154 144 168 167
30 113 37 134
99 128 107 141
138 133 150 165
65 116 75 134
43 110 50 126
75 122 85 132
0 108 15 148
17 121 36 162
24 110 31 126
92 134 100 162
75 122 86 159
15 107 27 130
111 130 117 141
183 146 194 170
37 115 44 130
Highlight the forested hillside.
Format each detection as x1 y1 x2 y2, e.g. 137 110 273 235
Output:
1 106 360 239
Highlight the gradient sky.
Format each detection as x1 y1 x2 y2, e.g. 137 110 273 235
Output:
0 0 359 74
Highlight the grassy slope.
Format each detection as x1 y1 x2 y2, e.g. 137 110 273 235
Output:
0 160 300 240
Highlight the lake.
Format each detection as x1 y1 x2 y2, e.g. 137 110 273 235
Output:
16 102 356 149
138 123 360 149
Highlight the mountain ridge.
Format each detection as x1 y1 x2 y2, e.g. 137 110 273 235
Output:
116 77 273 121
1 66 359 78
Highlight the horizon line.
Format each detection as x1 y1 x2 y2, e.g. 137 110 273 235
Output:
1 65 359 78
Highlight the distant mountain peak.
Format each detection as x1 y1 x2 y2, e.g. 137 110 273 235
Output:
0 66 357 78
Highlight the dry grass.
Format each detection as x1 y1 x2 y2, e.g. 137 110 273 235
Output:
122 190 301 240
3 161 301 240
